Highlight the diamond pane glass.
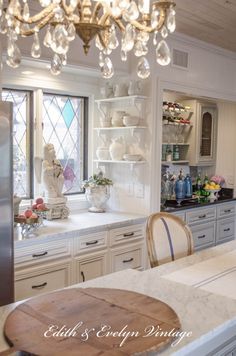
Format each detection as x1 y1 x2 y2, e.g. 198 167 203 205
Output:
2 89 31 198
42 94 85 194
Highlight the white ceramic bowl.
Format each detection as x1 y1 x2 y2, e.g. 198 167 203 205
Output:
123 116 140 127
123 154 142 161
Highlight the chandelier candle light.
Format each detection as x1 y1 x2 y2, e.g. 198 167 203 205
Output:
0 0 176 78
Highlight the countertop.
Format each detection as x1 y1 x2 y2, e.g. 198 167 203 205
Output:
14 210 147 247
161 196 236 212
2 241 236 355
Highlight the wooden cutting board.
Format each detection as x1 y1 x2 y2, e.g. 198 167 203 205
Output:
3 288 181 355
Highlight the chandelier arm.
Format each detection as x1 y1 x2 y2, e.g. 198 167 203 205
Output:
110 18 125 32
129 12 166 34
98 10 112 27
13 4 56 25
91 2 103 23
19 12 56 36
61 0 71 16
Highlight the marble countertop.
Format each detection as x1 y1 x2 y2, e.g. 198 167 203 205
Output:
14 210 147 246
2 241 236 355
161 197 236 212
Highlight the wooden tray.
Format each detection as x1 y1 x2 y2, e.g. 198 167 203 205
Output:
4 288 181 355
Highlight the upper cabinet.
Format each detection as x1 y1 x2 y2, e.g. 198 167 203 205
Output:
182 100 218 166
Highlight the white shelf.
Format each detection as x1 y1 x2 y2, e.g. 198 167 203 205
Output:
95 95 147 103
163 122 193 127
94 126 146 130
162 143 189 146
94 160 146 164
162 160 189 164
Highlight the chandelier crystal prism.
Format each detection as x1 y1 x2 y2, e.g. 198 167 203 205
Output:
0 0 176 79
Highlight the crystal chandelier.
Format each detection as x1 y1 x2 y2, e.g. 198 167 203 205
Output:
0 0 176 79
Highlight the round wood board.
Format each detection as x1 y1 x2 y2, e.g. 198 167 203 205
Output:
4 288 181 355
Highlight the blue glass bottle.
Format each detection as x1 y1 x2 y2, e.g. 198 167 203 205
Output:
185 174 193 198
175 170 186 200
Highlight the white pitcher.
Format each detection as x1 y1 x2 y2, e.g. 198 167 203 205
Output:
128 80 141 96
109 137 125 160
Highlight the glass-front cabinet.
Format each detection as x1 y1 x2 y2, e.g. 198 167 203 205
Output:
182 100 218 166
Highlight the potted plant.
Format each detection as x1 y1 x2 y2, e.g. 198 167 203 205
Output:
82 172 113 213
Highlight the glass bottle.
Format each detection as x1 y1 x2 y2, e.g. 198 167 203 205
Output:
196 174 202 191
175 169 186 200
185 174 192 198
203 174 209 187
173 145 180 161
165 145 172 162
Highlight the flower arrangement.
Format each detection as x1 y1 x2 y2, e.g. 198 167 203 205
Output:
210 175 225 187
82 171 113 189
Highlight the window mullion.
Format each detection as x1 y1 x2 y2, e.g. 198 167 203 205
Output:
34 89 44 197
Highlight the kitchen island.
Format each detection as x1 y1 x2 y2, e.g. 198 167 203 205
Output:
1 240 236 355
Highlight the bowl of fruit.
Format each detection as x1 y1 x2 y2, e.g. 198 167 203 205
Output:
204 181 221 202
14 209 39 225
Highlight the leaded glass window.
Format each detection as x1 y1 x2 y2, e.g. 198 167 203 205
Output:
42 93 88 194
2 89 32 198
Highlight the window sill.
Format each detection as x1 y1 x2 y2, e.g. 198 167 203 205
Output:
19 194 89 214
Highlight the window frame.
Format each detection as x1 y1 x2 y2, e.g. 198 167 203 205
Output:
2 87 89 198
2 87 34 199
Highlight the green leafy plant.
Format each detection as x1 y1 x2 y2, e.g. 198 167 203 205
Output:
82 171 113 188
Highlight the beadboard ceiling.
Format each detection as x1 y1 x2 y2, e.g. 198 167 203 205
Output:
175 0 236 52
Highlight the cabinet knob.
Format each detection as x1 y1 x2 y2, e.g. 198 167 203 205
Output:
198 214 206 219
224 209 231 213
223 228 230 232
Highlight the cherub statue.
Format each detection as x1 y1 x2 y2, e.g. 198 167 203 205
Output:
35 143 66 202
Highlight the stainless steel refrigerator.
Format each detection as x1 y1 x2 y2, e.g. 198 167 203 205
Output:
0 101 14 306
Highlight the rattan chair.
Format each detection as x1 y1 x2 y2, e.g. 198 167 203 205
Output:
146 212 194 268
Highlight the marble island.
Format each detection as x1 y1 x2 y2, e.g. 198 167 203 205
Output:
1 241 236 355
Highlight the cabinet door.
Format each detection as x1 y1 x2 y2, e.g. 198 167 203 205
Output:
198 104 217 165
75 251 107 283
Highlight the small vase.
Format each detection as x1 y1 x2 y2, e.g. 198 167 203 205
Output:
85 185 110 213
109 137 125 160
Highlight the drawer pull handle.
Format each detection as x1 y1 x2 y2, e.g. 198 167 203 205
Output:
81 271 85 282
123 232 135 237
85 240 98 246
198 235 206 239
123 258 134 263
224 228 231 232
224 209 231 213
32 251 48 258
32 282 47 289
198 215 206 219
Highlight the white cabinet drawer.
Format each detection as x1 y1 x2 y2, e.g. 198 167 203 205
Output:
216 218 235 244
74 231 107 255
191 222 215 250
110 244 143 272
186 207 216 225
172 211 186 221
217 203 235 219
15 240 72 268
15 261 72 301
109 224 145 247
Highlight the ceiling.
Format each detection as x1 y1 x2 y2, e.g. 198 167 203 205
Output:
175 0 236 52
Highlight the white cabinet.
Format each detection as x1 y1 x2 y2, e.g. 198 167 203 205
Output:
15 260 72 301
109 223 146 272
14 220 147 301
74 250 108 283
171 201 236 251
182 100 217 166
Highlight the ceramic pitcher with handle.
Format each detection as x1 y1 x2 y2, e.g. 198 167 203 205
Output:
109 137 125 160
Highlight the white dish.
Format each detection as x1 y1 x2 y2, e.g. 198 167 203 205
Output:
123 116 140 126
123 154 142 161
